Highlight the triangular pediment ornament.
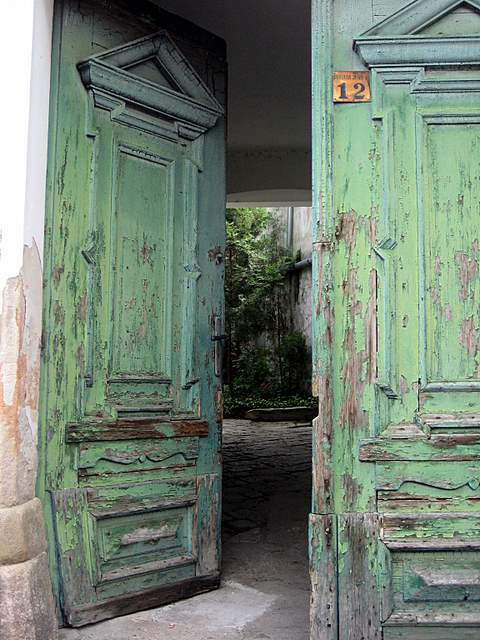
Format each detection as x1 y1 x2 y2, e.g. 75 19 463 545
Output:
419 3 480 36
78 31 224 139
360 0 480 36
354 0 480 67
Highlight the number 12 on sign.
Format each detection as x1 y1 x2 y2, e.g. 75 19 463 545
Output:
333 71 371 103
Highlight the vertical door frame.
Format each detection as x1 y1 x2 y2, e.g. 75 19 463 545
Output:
310 1 338 638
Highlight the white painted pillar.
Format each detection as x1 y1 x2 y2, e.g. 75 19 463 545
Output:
0 2 58 638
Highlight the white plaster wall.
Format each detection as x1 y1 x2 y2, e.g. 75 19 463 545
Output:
25 0 55 260
265 206 312 258
0 0 53 290
0 4 34 289
0 4 58 637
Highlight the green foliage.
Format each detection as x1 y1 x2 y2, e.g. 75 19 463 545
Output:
278 331 309 393
223 386 317 419
225 207 290 349
230 348 273 397
224 208 313 417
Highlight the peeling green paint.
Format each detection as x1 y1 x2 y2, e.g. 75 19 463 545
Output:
311 0 480 637
38 0 225 626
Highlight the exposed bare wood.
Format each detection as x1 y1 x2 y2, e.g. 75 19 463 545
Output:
67 574 220 627
309 514 337 640
338 514 383 639
66 418 209 442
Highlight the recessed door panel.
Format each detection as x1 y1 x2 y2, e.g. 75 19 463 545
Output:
424 122 480 385
111 145 173 381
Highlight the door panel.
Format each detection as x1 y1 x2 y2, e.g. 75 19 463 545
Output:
311 1 480 638
424 123 480 383
40 0 225 626
85 127 186 415
111 146 173 381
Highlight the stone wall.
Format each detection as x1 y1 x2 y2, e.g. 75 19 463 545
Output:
0 246 58 640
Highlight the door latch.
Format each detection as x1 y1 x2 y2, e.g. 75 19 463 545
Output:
211 315 227 377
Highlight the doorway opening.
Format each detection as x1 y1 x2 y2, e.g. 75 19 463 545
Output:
221 204 314 638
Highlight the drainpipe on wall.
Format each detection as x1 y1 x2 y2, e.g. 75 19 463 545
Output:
288 256 312 272
287 206 294 251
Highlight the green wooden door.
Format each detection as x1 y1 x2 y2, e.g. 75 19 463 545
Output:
311 1 480 638
39 0 225 626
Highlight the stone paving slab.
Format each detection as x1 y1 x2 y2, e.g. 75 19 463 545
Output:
60 419 312 640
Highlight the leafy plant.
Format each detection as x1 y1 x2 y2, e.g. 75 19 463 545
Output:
223 208 314 417
223 386 317 419
231 348 273 397
225 208 290 383
278 332 309 395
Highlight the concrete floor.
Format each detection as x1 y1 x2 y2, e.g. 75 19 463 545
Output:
60 419 312 640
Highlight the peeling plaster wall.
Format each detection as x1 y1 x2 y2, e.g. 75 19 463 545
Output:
0 244 42 507
271 206 313 351
0 1 58 638
291 207 313 349
252 207 313 393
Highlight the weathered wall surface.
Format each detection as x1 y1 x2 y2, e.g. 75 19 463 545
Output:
290 207 313 349
0 245 58 640
0 1 58 638
270 206 313 351
254 206 313 394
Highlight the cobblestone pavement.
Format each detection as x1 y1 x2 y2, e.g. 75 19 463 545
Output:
60 419 312 640
222 419 312 536
221 419 312 639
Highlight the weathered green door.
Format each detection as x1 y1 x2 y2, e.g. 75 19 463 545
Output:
39 0 225 626
311 1 480 638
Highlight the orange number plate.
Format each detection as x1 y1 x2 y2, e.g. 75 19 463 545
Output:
333 71 371 103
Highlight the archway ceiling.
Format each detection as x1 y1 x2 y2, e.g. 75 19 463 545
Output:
151 0 311 200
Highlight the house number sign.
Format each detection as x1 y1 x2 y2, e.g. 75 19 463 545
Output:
333 71 371 103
